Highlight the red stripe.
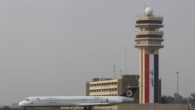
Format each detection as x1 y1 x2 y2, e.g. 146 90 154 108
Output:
145 54 149 103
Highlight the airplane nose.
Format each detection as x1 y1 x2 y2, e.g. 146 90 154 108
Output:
18 101 27 107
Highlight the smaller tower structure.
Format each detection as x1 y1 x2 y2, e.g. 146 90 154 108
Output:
135 7 164 104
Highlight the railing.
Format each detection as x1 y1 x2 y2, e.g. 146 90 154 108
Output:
135 31 163 36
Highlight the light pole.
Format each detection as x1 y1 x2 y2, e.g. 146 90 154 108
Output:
176 71 179 94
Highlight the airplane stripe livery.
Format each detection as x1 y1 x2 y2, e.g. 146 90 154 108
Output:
18 86 138 108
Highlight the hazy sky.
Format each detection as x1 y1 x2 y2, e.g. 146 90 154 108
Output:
0 0 194 105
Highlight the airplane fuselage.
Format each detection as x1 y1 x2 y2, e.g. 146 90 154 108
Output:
19 96 133 107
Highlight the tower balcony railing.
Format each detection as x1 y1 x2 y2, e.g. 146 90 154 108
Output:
135 16 163 22
135 31 163 36
135 38 164 41
135 44 164 48
135 23 163 28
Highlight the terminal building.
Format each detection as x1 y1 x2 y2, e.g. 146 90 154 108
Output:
86 75 139 102
86 75 139 110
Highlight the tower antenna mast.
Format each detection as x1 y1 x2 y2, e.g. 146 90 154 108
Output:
144 2 146 12
124 46 127 74
113 58 116 79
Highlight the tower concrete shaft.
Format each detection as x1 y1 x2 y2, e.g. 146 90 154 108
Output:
135 8 164 104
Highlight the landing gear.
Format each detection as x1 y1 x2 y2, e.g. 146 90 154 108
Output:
84 106 92 110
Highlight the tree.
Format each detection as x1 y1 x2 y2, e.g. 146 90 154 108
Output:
160 95 176 103
174 93 184 103
160 92 195 106
189 92 195 106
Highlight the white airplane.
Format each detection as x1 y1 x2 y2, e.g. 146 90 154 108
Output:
18 86 137 109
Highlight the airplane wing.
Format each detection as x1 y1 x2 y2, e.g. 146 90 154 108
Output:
77 103 109 106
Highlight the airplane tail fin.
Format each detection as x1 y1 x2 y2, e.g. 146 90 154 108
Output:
120 86 138 98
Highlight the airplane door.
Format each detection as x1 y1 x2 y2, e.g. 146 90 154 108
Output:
106 98 109 103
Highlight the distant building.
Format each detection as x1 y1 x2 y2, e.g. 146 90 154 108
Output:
86 75 139 103
86 75 139 110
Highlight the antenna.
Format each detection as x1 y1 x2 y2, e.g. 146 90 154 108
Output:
120 70 123 76
124 46 127 74
176 71 179 94
113 57 116 79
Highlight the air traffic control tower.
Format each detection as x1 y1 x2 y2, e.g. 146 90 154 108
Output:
135 7 164 104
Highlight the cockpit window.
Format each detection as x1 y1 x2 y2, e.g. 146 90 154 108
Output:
25 99 30 101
